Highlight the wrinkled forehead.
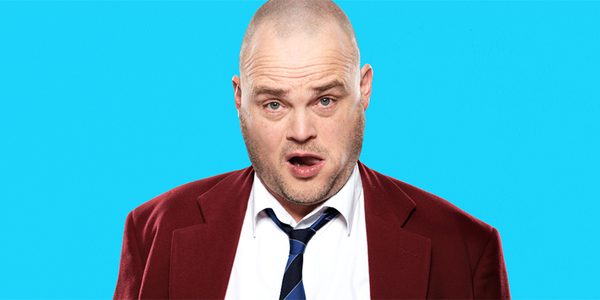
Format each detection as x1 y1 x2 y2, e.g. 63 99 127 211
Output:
240 22 359 92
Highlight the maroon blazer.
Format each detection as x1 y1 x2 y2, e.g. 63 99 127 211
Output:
114 162 510 299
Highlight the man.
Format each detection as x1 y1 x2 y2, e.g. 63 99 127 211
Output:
114 0 510 299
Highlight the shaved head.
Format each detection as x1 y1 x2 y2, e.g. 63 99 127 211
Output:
232 0 373 220
239 0 360 75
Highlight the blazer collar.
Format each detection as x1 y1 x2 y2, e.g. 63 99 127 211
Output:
169 162 431 299
359 161 432 299
169 166 254 299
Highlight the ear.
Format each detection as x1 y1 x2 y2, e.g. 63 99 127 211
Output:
232 75 242 111
359 64 373 111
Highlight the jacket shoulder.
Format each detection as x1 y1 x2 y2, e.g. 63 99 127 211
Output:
391 176 494 236
383 173 500 270
393 179 492 232
380 173 509 298
114 168 250 298
127 168 247 234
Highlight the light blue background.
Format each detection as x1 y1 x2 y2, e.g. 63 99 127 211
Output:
1 0 598 298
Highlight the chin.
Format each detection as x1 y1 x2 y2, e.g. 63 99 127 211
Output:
280 175 336 204
282 190 328 206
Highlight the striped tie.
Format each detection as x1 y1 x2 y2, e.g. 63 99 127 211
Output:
265 207 339 300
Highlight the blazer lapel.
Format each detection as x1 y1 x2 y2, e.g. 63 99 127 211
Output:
169 162 431 299
169 167 254 299
360 162 432 299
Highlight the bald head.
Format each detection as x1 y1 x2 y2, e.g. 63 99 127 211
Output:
239 0 359 75
232 0 374 216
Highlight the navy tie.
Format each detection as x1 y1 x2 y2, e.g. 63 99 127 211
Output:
265 207 339 300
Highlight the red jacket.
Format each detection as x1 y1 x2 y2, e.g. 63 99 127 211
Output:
114 162 510 299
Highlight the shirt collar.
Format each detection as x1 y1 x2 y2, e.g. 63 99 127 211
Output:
251 164 362 237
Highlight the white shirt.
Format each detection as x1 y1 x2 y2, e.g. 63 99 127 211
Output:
225 164 371 300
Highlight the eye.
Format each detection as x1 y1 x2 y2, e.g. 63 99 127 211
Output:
319 97 333 106
266 102 281 110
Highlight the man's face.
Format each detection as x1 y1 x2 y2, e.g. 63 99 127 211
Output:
234 22 372 206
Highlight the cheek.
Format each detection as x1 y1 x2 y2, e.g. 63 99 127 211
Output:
251 118 286 156
318 114 356 158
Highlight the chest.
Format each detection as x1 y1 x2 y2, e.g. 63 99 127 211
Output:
225 204 371 299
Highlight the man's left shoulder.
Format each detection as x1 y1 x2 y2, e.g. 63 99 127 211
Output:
390 177 493 235
373 170 510 297
365 165 497 243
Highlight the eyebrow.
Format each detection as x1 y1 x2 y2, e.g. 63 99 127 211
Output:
312 80 347 94
252 86 289 98
251 79 347 98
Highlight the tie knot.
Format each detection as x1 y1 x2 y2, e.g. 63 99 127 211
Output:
265 207 339 255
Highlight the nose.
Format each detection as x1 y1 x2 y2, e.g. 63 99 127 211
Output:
286 109 317 144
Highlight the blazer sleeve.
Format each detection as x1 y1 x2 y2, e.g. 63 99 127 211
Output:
114 212 144 299
473 227 511 299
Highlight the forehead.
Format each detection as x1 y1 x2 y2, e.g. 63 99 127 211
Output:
241 23 357 90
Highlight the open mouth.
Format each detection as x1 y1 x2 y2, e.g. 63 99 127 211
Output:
285 153 325 179
288 156 322 167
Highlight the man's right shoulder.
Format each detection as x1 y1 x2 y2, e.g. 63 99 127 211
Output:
126 168 248 228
